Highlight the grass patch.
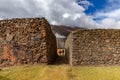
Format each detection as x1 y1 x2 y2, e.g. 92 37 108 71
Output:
71 66 120 80
0 64 70 80
1 65 120 80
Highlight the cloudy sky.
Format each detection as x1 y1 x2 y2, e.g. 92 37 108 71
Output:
0 0 120 29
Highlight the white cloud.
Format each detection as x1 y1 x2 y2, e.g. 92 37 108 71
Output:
73 13 82 20
107 0 120 10
0 0 99 28
55 33 66 38
101 18 116 29
51 21 58 25
100 18 120 29
62 13 71 19
95 9 120 20
78 0 94 9
1 0 120 29
93 0 120 29
0 17 2 20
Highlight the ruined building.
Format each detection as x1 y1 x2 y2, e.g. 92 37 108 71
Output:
66 29 120 66
2 17 120 67
0 18 57 67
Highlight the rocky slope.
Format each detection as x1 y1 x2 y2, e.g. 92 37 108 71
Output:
51 25 80 37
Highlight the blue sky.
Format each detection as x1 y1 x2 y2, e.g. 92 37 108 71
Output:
0 0 120 29
83 0 107 22
85 0 107 14
77 0 120 28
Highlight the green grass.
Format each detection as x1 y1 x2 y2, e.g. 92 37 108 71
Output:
1 65 120 80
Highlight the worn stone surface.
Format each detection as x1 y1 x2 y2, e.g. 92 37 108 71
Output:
66 29 120 66
0 18 57 67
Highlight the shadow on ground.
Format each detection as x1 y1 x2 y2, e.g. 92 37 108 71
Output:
55 56 68 65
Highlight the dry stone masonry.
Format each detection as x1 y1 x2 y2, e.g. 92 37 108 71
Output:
2 17 120 67
66 29 120 66
0 18 57 67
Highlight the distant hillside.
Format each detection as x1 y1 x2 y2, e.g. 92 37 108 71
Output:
51 25 81 48
51 25 80 38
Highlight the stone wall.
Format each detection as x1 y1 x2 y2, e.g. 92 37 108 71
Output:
0 18 57 67
66 29 120 66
